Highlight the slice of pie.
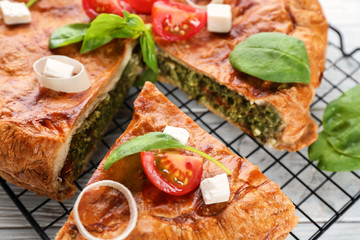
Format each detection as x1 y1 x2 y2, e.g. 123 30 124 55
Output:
155 0 328 151
0 0 142 201
56 82 298 239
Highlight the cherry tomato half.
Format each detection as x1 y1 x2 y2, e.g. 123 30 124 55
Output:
152 1 207 41
141 151 203 195
82 0 132 19
125 0 161 14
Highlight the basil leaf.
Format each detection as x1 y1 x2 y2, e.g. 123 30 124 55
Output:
81 14 128 53
110 11 145 39
327 119 360 158
49 23 89 49
230 32 310 84
323 84 360 158
81 12 148 53
51 12 158 79
308 84 360 171
134 68 158 87
123 11 146 32
104 132 232 174
140 27 158 74
309 132 360 172
104 132 185 170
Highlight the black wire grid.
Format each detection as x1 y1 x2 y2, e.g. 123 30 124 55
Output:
1 26 360 240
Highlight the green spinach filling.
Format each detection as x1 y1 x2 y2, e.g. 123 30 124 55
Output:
61 52 142 182
157 53 284 144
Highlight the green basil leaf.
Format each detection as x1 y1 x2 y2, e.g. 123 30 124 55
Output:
104 132 185 170
104 132 232 175
229 32 310 84
140 27 158 74
81 14 128 53
323 84 360 158
110 11 145 39
326 119 360 158
308 131 360 172
123 11 146 32
309 84 360 172
51 12 158 76
134 68 158 87
49 23 89 49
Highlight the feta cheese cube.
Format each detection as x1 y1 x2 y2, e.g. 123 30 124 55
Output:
43 58 75 79
207 4 232 33
163 126 190 145
200 173 230 205
0 1 31 25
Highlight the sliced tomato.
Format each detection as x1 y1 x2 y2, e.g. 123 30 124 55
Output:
125 0 161 14
152 1 207 41
82 0 133 19
141 151 203 195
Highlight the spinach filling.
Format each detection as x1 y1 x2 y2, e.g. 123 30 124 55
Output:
157 53 284 144
60 51 142 183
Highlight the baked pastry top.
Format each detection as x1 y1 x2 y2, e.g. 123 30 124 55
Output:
56 82 298 239
0 0 135 200
155 0 328 151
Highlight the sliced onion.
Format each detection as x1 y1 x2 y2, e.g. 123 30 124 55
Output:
33 55 91 93
185 0 224 10
73 180 138 240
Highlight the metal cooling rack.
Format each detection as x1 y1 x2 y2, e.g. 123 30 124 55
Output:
1 25 360 240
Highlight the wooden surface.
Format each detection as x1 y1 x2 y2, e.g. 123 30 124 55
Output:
1 0 360 239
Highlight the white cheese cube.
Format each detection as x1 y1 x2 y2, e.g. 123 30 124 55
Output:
207 4 232 33
43 58 75 79
0 1 31 25
163 126 189 145
200 173 230 205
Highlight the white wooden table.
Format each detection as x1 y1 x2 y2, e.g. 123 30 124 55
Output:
1 0 360 239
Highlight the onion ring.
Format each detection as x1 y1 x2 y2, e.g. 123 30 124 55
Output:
33 55 91 93
73 180 138 240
